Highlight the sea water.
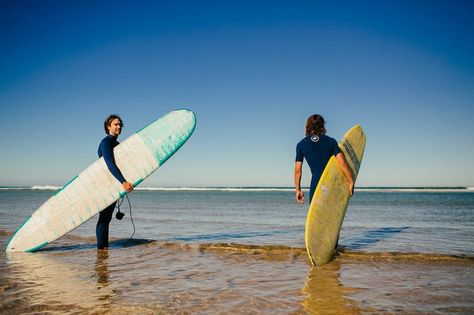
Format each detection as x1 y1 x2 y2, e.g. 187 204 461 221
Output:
1 187 473 314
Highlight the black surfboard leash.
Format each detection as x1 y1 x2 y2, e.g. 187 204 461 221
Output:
116 194 136 243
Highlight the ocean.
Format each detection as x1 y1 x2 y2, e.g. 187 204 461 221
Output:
1 187 473 314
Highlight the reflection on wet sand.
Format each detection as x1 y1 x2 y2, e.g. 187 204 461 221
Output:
6 251 114 313
95 250 112 308
2 238 473 314
201 243 365 313
301 262 362 314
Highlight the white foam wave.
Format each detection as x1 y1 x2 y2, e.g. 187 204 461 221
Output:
31 185 61 190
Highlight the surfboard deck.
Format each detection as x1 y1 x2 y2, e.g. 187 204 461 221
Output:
305 125 366 266
6 109 196 252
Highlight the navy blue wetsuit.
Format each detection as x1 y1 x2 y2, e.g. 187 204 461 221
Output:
295 135 341 202
96 135 126 249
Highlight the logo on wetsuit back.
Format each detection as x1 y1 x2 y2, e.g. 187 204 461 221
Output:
311 135 319 143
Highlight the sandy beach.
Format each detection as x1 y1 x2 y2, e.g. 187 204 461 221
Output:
1 235 473 314
1 188 473 314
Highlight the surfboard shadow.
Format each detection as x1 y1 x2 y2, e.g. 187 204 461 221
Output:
167 229 297 242
37 238 154 252
343 227 409 250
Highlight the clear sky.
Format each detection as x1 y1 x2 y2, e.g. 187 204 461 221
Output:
1 1 473 187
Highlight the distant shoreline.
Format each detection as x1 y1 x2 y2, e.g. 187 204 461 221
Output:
1 186 473 192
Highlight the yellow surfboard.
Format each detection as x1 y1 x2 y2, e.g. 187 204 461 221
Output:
305 125 366 266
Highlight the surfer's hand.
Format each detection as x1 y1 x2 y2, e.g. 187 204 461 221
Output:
349 182 354 197
296 189 304 203
122 181 134 193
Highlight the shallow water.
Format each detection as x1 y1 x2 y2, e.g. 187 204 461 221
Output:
1 189 474 314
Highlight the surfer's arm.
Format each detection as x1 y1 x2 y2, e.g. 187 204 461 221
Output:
102 145 134 193
336 152 354 196
294 161 305 203
100 139 133 192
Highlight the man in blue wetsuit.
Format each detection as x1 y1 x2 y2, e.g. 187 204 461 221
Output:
96 114 134 249
294 114 354 204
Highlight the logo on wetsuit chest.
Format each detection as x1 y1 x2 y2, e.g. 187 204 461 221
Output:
311 135 319 143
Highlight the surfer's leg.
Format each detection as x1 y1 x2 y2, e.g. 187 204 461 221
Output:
309 177 319 205
96 202 116 249
309 185 316 204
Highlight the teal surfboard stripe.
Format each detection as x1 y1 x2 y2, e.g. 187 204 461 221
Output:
5 216 32 250
26 241 49 253
134 178 144 186
135 119 157 133
115 179 143 198
55 175 79 196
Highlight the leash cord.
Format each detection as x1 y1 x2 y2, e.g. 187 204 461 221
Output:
116 194 136 243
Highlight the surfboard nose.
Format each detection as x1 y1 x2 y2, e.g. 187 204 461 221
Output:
170 109 197 138
137 109 197 165
175 108 196 125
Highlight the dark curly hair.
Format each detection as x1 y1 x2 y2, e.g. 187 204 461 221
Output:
104 114 123 135
305 114 326 136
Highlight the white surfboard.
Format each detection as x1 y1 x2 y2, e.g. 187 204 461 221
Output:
6 109 196 252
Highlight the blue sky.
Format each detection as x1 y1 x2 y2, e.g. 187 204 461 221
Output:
1 1 473 187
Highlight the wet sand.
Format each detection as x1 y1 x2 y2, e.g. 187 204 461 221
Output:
1 234 473 314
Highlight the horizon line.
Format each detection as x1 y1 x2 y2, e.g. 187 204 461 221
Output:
1 185 473 192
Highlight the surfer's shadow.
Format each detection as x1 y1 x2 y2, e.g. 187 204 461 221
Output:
343 227 409 250
38 238 153 252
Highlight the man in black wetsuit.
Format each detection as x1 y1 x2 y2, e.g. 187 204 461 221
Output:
294 114 354 204
96 114 134 249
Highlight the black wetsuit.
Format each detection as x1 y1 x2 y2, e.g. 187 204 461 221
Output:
295 134 341 202
96 135 126 249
